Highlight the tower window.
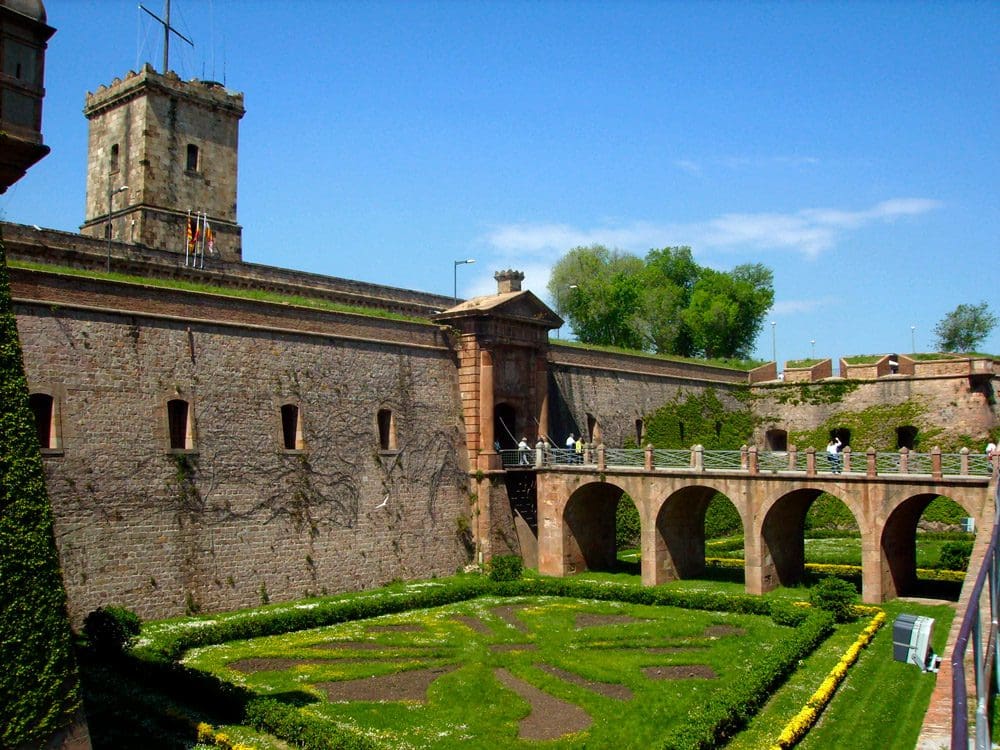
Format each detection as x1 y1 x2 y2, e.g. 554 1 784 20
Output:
110 143 119 173
186 144 200 172
281 404 304 451
28 393 59 451
377 408 397 451
167 399 193 450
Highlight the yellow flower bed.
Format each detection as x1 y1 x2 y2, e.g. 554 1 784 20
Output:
706 558 966 584
770 610 886 749
197 722 255 750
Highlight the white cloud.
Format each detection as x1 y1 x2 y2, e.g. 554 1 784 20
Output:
482 198 942 261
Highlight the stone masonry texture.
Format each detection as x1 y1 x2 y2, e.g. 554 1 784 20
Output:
16 300 470 624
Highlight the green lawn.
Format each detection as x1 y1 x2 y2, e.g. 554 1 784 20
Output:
705 534 966 570
184 595 795 749
83 573 959 749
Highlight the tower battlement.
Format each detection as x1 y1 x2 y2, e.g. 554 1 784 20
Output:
80 63 245 262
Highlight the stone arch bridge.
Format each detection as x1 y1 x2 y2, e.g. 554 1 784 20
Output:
531 447 996 603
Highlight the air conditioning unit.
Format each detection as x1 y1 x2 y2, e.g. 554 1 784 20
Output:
892 614 940 672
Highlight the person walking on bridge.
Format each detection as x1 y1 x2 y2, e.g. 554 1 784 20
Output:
826 437 842 473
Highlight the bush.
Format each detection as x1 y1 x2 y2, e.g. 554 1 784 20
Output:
804 494 858 531
920 496 967 526
809 577 858 623
84 606 142 656
770 600 808 627
487 555 524 582
704 494 742 538
939 541 973 571
616 495 641 548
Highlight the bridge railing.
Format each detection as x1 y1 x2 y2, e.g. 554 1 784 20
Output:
950 478 1000 749
603 448 646 468
537 444 996 479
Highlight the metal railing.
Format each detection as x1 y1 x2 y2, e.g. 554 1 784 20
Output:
950 478 1000 749
533 445 996 479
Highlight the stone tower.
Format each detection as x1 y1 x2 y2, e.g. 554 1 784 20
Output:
79 63 245 262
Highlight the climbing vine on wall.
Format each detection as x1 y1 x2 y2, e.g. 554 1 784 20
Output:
0 233 82 746
761 380 861 407
787 399 945 452
642 388 757 449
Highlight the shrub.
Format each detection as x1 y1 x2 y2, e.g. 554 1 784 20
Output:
804 494 858 531
770 600 809 627
939 541 973 571
487 555 524 582
84 606 142 656
809 577 858 623
704 495 742 538
616 495 641 548
920 496 967 526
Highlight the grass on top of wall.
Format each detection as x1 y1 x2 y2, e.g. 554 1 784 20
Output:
8 260 431 325
548 338 764 371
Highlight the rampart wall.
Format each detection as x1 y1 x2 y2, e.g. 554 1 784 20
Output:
752 373 998 449
8 235 998 624
547 344 747 447
13 273 471 624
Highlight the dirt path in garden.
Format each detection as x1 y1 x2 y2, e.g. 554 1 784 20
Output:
316 665 459 702
493 668 593 740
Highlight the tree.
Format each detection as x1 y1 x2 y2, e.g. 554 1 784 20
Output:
547 244 774 359
548 245 645 350
933 302 997 352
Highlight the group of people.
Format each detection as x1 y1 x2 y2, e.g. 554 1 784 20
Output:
565 433 586 462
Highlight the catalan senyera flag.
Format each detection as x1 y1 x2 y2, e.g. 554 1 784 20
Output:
186 214 197 254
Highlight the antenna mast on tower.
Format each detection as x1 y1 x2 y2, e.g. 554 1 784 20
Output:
139 0 194 73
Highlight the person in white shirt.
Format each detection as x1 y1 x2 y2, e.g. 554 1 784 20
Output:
826 437 842 473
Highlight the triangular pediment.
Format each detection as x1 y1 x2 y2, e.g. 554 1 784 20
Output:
434 290 563 329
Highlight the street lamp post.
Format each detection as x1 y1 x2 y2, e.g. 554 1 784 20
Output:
770 321 777 364
453 258 475 304
810 339 816 358
106 180 129 272
911 326 916 353
557 284 578 339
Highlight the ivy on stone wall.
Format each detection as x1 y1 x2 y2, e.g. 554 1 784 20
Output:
786 399 944 453
0 233 82 745
762 381 860 407
642 388 757 449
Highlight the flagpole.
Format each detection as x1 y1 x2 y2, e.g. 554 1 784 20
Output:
185 210 190 266
200 211 206 269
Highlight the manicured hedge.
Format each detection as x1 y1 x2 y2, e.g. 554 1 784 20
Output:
0 234 82 745
659 610 834 749
134 575 825 750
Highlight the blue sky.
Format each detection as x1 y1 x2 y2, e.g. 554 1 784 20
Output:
3 0 998 363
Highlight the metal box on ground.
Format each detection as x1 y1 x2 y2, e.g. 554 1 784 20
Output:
892 614 939 672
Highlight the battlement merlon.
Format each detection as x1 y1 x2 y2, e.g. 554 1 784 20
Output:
83 63 245 120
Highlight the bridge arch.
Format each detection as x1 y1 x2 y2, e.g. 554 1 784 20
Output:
754 487 864 591
560 480 630 574
879 492 976 599
647 485 740 585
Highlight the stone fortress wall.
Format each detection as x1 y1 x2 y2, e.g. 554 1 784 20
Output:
10 246 471 623
9 223 998 622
